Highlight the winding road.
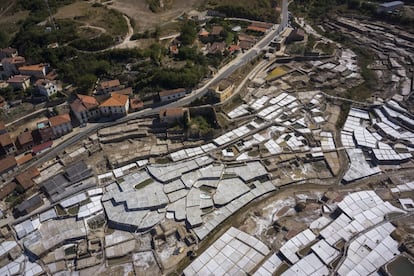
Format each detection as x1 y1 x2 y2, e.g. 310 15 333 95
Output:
6 0 291 181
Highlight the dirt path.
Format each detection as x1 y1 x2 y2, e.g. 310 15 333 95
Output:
110 0 201 31
0 0 16 17
110 15 137 49
79 24 107 34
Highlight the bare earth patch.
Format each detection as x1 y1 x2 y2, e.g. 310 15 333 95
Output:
110 0 202 31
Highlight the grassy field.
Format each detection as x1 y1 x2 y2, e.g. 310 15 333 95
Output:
54 1 128 37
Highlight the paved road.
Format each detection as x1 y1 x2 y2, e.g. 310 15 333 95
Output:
27 0 290 171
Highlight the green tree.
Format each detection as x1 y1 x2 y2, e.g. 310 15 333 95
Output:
77 74 97 94
0 31 9 48
180 21 197 45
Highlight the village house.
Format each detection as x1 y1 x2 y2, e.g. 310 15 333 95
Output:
0 156 17 178
99 93 129 117
16 153 33 166
14 194 43 217
15 131 34 153
70 94 100 125
111 87 133 97
15 167 40 191
0 132 16 156
228 44 241 55
32 121 54 144
6 75 30 90
210 25 224 37
160 107 189 124
97 79 121 94
0 47 18 59
287 28 305 43
0 182 16 200
246 22 273 34
207 42 226 55
129 97 144 112
238 34 257 50
49 114 73 137
32 141 53 155
209 79 235 102
198 28 210 43
34 79 58 98
159 88 186 102
0 56 25 77
247 25 267 34
18 63 48 79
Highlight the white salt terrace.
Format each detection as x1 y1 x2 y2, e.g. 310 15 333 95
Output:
102 158 273 235
267 191 404 276
183 227 270 276
213 178 250 206
353 127 378 148
338 222 399 276
311 239 340 266
250 96 270 110
253 253 283 276
373 148 412 162
320 191 405 246
227 104 249 119
214 124 251 146
193 181 275 240
170 143 217 162
390 181 414 193
280 229 316 264
343 149 381 182
281 253 329 276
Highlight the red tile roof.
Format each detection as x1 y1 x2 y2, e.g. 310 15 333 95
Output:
32 141 53 154
19 64 46 72
2 56 25 64
0 133 13 147
238 34 256 43
16 154 32 165
228 44 240 52
100 93 129 107
49 114 71 127
247 26 267 33
130 98 144 110
77 94 99 109
160 107 185 118
211 26 224 36
0 156 17 174
0 182 16 200
111 87 133 96
17 131 33 145
70 99 87 113
99 79 120 89
7 75 30 83
198 29 210 37
15 167 39 190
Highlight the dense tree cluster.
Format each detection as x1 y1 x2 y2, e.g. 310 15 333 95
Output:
212 0 279 22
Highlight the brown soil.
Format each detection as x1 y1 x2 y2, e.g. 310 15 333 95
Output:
110 0 202 31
